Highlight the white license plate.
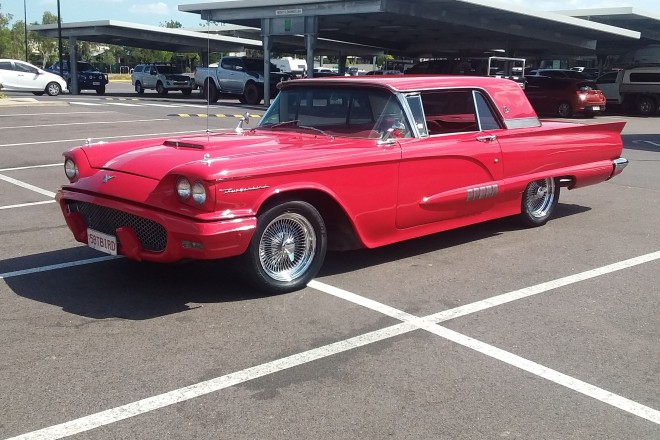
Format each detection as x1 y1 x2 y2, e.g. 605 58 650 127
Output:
92 81 100 85
87 228 117 255
592 106 600 111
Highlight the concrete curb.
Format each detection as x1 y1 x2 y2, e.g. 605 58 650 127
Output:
0 98 68 107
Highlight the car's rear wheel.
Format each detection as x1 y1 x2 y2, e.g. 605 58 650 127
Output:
557 102 573 118
135 81 144 94
156 81 168 95
637 96 657 116
203 80 219 103
95 86 105 95
243 82 262 105
519 178 559 227
241 201 327 293
32 91 44 96
45 82 62 96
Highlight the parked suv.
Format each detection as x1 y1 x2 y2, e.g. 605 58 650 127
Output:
596 67 660 116
524 76 606 118
131 63 194 96
47 60 108 94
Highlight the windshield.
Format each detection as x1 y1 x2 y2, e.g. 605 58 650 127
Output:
243 59 280 72
257 86 412 140
156 66 183 74
76 62 94 71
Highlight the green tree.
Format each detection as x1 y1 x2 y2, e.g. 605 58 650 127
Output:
31 12 59 67
10 20 26 60
0 3 13 57
161 20 182 28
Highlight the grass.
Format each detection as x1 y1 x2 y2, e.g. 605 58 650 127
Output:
108 73 131 81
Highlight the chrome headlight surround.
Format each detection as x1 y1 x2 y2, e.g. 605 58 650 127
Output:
176 177 191 201
191 182 207 205
64 158 78 180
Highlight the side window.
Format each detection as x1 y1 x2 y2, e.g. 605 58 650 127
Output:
221 58 236 70
629 72 660 83
405 94 428 137
473 91 502 131
14 62 37 74
0 61 12 71
596 72 617 84
419 90 479 135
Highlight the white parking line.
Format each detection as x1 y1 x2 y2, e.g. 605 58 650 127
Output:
0 173 55 197
3 251 659 439
0 164 60 172
0 119 168 130
0 111 115 116
106 103 142 107
68 102 105 106
0 200 55 210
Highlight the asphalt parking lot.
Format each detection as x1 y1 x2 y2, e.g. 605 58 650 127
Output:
1 82 659 440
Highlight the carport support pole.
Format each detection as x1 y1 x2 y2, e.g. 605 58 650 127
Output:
68 37 78 95
261 18 272 107
304 16 318 79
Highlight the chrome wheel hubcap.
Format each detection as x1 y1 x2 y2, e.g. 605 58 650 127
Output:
259 212 316 282
526 178 555 219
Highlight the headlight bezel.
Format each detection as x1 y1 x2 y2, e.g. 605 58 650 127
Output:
64 158 78 180
176 177 192 201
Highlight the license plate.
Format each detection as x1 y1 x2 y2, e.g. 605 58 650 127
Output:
87 228 117 255
92 81 100 85
592 106 600 111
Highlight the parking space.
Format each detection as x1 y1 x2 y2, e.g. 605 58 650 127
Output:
1 95 658 439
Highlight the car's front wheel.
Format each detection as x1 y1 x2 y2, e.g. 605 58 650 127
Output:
203 80 219 103
156 81 168 95
46 82 62 96
519 178 559 227
135 81 144 94
181 89 192 96
241 201 327 293
95 86 105 95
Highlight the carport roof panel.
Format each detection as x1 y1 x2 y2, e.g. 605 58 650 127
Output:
27 20 262 52
554 7 660 43
179 0 640 55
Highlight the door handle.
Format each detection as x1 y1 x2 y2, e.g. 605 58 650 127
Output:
476 135 497 143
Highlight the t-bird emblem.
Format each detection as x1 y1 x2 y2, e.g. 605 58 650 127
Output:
102 174 115 183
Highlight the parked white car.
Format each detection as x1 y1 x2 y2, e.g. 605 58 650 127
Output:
0 59 68 96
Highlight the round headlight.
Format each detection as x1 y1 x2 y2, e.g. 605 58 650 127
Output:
176 177 191 200
64 158 78 179
191 182 206 205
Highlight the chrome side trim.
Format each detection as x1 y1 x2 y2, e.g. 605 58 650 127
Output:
467 184 498 202
504 117 542 129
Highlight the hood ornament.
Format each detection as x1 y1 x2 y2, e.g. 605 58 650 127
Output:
102 174 115 183
235 111 251 134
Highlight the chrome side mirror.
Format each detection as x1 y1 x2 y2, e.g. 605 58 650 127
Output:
235 111 251 134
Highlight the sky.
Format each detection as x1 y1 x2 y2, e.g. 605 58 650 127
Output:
2 0 660 29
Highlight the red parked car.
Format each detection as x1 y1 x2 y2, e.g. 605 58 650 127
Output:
524 75 606 118
56 76 627 293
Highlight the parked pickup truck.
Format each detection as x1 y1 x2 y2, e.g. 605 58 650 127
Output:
596 67 660 115
47 60 108 94
194 56 293 105
131 63 195 96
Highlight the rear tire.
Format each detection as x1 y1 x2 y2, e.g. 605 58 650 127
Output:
243 82 262 105
204 80 219 103
240 201 327 293
637 96 657 116
519 178 559 227
557 102 573 118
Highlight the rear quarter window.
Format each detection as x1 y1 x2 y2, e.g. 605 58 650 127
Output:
629 72 660 83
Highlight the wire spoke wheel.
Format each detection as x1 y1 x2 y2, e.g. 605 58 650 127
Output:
519 178 559 227
258 212 317 282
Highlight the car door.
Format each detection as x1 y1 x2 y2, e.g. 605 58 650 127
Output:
0 60 21 90
14 61 47 91
596 72 620 104
396 89 504 229
219 58 243 93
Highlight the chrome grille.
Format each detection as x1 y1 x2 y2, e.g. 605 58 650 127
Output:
67 201 167 252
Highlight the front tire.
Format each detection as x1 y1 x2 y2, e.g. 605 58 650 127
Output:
241 201 327 293
95 86 105 95
46 82 62 96
181 89 192 96
519 178 559 227
135 81 144 94
203 80 219 103
156 81 168 95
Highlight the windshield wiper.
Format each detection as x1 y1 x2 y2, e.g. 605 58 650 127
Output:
297 125 334 139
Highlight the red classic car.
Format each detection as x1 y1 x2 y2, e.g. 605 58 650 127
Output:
56 76 628 293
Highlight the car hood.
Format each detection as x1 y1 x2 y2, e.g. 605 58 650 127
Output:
84 131 386 181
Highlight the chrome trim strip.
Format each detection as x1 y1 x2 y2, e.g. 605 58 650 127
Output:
613 157 629 171
505 117 542 129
